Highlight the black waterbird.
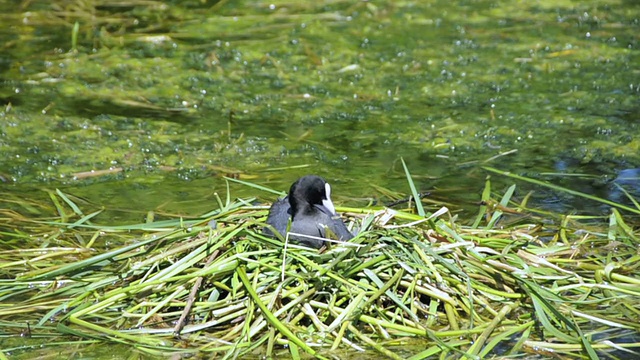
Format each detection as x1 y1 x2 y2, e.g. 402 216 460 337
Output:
264 175 354 248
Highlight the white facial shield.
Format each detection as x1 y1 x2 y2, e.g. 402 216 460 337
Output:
322 183 336 215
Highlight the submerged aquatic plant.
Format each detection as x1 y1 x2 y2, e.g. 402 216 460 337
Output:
1 168 639 359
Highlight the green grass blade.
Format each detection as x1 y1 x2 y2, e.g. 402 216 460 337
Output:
612 183 640 210
483 166 640 215
236 266 327 360
55 189 84 216
401 158 425 217
486 184 515 229
472 176 491 228
224 176 286 196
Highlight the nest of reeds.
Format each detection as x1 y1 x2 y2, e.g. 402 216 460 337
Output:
1 170 639 359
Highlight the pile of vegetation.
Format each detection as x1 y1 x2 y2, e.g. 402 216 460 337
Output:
1 169 639 359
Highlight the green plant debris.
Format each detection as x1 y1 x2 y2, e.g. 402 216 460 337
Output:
1 181 639 359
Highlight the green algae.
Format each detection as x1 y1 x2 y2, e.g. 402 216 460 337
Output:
0 0 639 283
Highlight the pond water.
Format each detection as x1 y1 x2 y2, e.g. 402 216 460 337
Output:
2 0 639 221
1 1 640 358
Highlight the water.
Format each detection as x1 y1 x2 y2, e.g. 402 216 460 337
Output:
2 1 639 222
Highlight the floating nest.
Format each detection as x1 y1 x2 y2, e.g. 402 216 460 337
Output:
1 176 639 359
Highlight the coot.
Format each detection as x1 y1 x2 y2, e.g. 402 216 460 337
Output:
264 175 353 248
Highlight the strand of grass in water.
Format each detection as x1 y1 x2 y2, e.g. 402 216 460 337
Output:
478 320 535 358
472 176 493 228
23 227 185 280
0 339 101 356
407 340 470 360
224 176 287 196
518 277 599 360
613 183 640 209
401 157 426 217
348 323 403 360
486 184 516 229
0 247 92 272
64 255 240 326
611 208 639 242
524 340 640 352
483 166 640 215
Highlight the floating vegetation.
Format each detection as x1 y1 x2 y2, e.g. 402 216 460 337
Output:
1 171 639 359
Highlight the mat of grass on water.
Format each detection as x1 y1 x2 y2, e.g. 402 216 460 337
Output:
1 166 639 359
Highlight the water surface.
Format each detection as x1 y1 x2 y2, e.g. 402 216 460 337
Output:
1 0 638 218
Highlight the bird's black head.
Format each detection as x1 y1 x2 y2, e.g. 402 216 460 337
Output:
288 175 335 216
